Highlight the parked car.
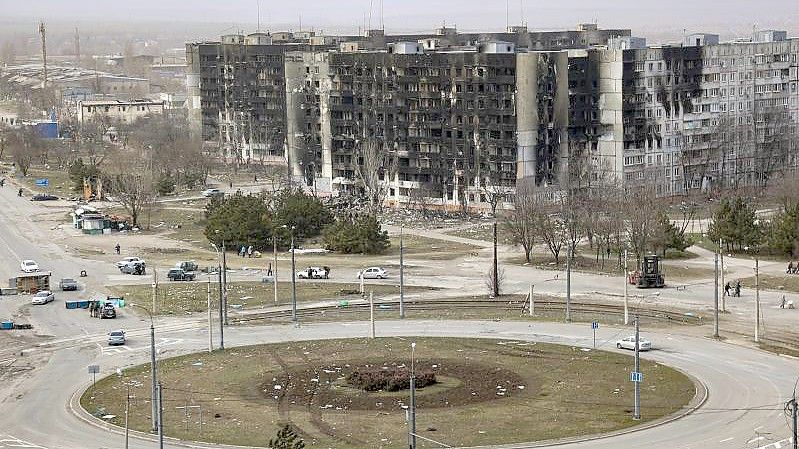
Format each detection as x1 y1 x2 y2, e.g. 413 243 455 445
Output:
31 290 55 305
296 266 330 279
20 260 39 273
116 257 144 269
357 267 388 280
100 303 117 319
167 268 196 281
174 261 199 272
120 261 146 275
616 336 652 351
201 188 223 198
59 278 79 291
108 330 126 346
30 194 58 201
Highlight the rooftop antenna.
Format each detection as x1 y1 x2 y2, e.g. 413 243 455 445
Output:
299 13 302 31
256 0 261 32
520 0 525 27
381 0 384 30
506 0 510 29
368 0 373 31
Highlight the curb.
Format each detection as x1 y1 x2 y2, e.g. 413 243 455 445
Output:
69 355 709 449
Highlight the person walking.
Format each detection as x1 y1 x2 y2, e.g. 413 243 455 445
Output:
114 243 121 255
247 245 253 258
735 280 741 298
267 263 273 277
724 282 731 298
239 245 246 257
781 295 787 309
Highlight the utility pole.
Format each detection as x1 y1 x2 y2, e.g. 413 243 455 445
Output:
369 291 375 339
634 315 641 420
528 283 534 316
566 243 572 323
149 320 158 431
791 396 798 449
151 269 157 315
719 240 726 312
222 241 228 325
399 225 405 319
217 261 224 350
290 228 297 323
206 277 213 352
273 236 278 304
38 21 47 89
157 382 164 449
409 342 417 449
492 221 499 298
74 27 80 66
714 249 719 338
755 257 760 343
623 249 629 325
124 383 130 449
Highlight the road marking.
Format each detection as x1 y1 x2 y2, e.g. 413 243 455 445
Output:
757 437 792 449
0 435 46 448
718 437 733 443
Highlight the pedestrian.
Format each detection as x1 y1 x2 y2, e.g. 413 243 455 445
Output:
239 245 245 257
781 295 787 309
735 280 741 298
115 243 121 255
247 245 253 258
229 180 233 188
254 174 258 182
267 263 273 277
724 282 731 297
788 261 794 274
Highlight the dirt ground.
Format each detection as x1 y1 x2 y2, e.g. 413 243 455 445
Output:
82 337 696 448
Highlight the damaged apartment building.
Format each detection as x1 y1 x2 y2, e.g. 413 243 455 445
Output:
187 24 630 206
187 25 799 205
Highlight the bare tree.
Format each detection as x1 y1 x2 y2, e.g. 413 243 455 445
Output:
624 185 662 262
504 179 537 263
107 151 156 228
354 138 396 215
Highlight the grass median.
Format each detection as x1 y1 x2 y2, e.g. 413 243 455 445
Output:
82 337 697 448
109 281 437 316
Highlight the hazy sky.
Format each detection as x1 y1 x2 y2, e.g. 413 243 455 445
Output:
3 0 799 39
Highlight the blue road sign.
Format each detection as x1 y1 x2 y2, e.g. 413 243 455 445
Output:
630 371 643 383
591 321 599 329
35 178 49 187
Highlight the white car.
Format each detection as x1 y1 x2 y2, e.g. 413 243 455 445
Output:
108 330 126 346
201 188 222 198
357 267 388 280
20 260 39 273
31 290 55 305
116 257 144 269
616 336 652 351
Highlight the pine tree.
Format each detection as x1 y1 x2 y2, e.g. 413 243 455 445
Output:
268 424 305 449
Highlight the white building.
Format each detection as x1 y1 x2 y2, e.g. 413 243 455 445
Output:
77 99 165 124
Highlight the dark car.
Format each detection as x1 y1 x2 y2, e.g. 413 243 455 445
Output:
31 194 59 201
59 278 79 291
167 268 196 281
120 261 146 275
100 303 117 319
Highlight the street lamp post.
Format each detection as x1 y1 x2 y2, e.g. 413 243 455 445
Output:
283 225 298 323
399 225 405 319
409 342 417 449
130 303 158 432
210 243 224 350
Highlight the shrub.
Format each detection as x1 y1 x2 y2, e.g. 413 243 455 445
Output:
346 366 436 392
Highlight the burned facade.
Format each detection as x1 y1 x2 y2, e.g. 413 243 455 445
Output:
185 26 799 202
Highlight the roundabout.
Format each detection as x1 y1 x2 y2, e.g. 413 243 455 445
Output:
81 337 696 448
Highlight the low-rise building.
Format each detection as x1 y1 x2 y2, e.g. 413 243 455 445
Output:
77 99 165 124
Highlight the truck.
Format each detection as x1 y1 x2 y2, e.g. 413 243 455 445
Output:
628 255 665 289
167 268 196 281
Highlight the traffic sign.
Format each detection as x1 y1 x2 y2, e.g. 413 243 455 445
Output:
88 364 100 374
591 321 599 329
35 178 49 187
630 371 643 383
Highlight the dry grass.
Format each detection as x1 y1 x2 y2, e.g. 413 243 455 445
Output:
108 281 437 316
82 337 696 448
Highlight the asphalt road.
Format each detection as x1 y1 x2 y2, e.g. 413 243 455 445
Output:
0 182 798 449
